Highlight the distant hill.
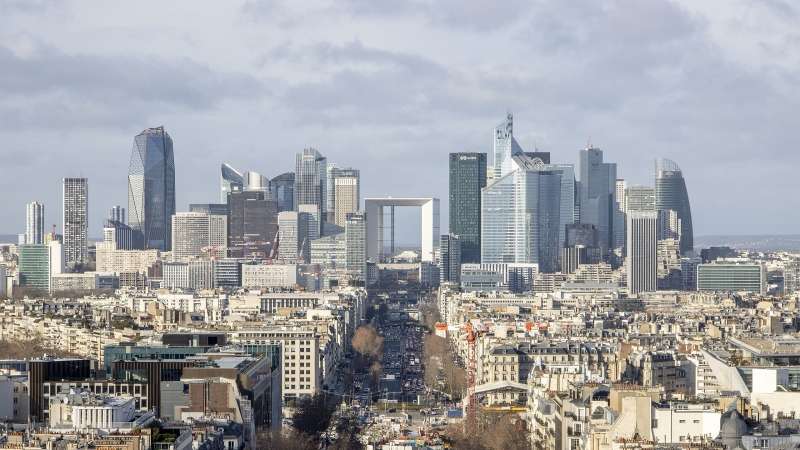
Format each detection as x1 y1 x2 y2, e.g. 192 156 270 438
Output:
695 235 800 252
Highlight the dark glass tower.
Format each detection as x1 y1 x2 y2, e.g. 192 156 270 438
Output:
578 147 617 258
227 190 278 259
270 172 295 212
655 158 694 255
128 126 175 251
449 152 487 263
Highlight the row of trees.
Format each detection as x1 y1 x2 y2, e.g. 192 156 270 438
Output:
352 324 384 390
423 333 466 400
0 337 80 359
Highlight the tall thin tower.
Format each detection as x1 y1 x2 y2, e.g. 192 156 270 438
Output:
26 201 45 245
63 178 88 268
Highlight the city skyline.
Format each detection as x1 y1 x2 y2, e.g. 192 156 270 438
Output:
2 1 798 240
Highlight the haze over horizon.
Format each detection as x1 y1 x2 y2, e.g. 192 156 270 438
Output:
2 0 798 240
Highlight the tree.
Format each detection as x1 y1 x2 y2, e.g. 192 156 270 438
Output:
256 428 315 450
292 393 336 438
352 325 384 358
442 412 530 450
369 361 383 390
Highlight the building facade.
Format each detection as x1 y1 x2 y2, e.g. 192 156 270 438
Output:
63 178 88 268
449 152 487 264
626 210 658 294
26 201 45 245
655 158 694 255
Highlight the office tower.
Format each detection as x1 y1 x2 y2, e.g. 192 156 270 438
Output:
171 212 227 259
655 158 694 255
561 223 601 273
63 178 88 268
345 212 367 284
270 172 295 212
294 148 326 234
614 179 626 250
26 201 45 245
245 171 269 194
449 152 487 264
220 163 244 203
298 204 320 242
481 154 562 273
680 256 702 291
331 168 360 227
214 258 242 289
108 205 126 224
625 185 656 212
626 210 658 294
658 209 682 241
18 241 62 293
547 163 576 249
189 203 228 216
128 126 176 251
277 211 309 263
657 238 682 290
227 191 278 259
577 147 617 258
326 163 338 222
439 234 462 284
492 113 524 179
103 219 144 250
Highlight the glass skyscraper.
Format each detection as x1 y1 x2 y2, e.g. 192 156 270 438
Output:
481 155 562 272
492 113 524 179
295 148 327 233
655 158 694 255
220 163 244 203
449 152 487 264
270 172 295 212
128 126 176 251
578 147 617 257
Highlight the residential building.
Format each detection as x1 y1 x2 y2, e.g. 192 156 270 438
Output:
63 177 88 268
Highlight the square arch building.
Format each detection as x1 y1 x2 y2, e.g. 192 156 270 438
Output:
364 198 440 262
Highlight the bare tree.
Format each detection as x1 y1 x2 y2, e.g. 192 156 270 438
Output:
352 325 384 360
256 428 315 450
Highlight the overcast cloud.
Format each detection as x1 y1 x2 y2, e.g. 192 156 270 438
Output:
1 0 798 240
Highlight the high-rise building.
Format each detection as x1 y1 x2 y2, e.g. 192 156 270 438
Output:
697 262 766 294
26 201 45 245
220 163 244 203
298 204 320 243
108 205 126 224
227 191 277 259
626 210 658 294
614 179 626 250
345 212 367 284
189 203 228 216
658 209 682 241
439 233 462 284
269 172 295 213
103 220 144 250
128 126 176 251
63 178 88 268
277 211 309 263
481 154 562 273
625 185 656 212
245 171 268 194
578 147 617 257
18 241 62 293
332 169 360 227
294 148 326 234
655 158 694 255
547 163 576 250
449 152 487 264
492 113 524 179
171 212 227 259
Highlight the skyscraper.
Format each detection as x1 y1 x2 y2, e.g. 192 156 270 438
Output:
26 201 45 245
578 147 617 258
626 210 658 294
329 168 360 227
220 163 244 203
345 211 367 284
492 113 524 179
171 212 227 259
294 148 327 234
128 126 176 251
63 178 88 268
449 152 487 264
439 233 462 284
655 158 694 255
270 172 295 213
624 185 656 212
277 211 310 263
482 154 562 272
227 190 277 259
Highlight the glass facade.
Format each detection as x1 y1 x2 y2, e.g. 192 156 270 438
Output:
294 148 327 234
655 158 694 255
449 152 487 263
227 190 277 259
269 172 295 213
128 127 175 251
18 244 50 292
220 163 244 203
578 147 617 256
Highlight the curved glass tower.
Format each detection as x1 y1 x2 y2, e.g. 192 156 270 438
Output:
655 158 693 254
128 126 175 251
220 163 244 203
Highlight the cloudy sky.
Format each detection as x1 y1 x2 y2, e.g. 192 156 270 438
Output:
1 0 798 241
